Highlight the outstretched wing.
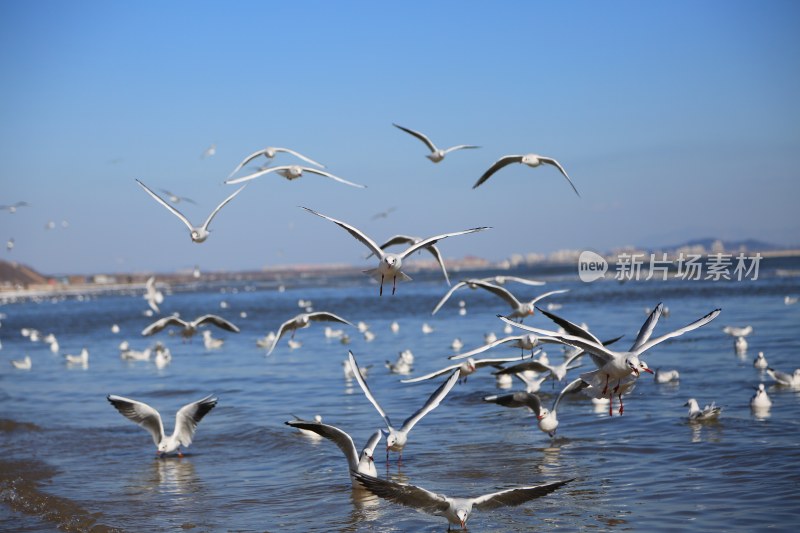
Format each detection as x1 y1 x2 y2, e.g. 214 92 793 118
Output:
107 394 165 445
201 185 247 231
349 351 393 429
539 157 580 197
307 311 354 327
535 307 603 345
473 155 523 189
136 179 193 232
141 314 186 336
392 123 437 153
472 478 573 510
400 363 461 384
630 303 664 352
301 207 384 259
449 335 528 361
483 392 542 414
530 289 570 306
431 281 471 315
399 227 489 260
353 472 451 513
267 315 301 356
226 148 270 180
442 144 480 154
274 147 325 168
174 395 218 447
224 165 281 185
303 167 367 189
633 308 721 356
551 378 588 414
195 314 240 333
400 370 460 432
285 420 359 471
469 280 521 309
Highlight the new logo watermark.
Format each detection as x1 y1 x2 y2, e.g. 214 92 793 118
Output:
577 251 762 282
578 251 608 282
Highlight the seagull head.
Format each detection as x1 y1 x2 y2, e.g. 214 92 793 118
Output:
456 508 469 528
536 407 550 421
191 228 209 243
626 356 653 377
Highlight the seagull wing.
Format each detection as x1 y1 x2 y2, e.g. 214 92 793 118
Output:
302 167 367 189
431 281 470 315
307 311 354 327
141 315 186 336
535 307 604 345
226 148 269 180
349 351 393 429
194 314 240 333
442 144 480 155
392 123 437 153
633 308 721 356
267 316 301 355
400 364 461 384
469 280 521 309
399 370 460 432
551 378 588 414
136 180 193 232
449 336 523 361
630 303 664 352
224 165 281 185
529 289 570 306
174 395 218 447
274 147 326 168
483 392 542 413
539 157 580 197
399 227 490 260
493 360 551 376
472 478 573 510
352 472 450 514
473 155 523 189
107 395 165 446
301 207 384 259
422 243 451 286
201 185 247 231
285 420 359 471
495 276 546 286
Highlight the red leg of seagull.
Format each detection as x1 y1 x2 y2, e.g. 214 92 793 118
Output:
618 394 624 415
609 393 613 416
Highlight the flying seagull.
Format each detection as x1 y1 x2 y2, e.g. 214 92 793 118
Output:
226 146 325 180
225 165 365 189
473 153 580 196
393 123 479 163
141 313 240 340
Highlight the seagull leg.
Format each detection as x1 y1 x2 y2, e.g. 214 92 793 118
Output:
609 394 613 417
602 374 610 395
178 449 183 458
380 275 384 296
392 275 397 295
618 394 624 415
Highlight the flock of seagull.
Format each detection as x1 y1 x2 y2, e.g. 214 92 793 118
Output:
6 128 798 530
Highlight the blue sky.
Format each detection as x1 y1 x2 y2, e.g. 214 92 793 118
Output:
1 1 798 274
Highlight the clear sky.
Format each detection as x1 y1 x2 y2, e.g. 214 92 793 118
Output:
1 0 798 275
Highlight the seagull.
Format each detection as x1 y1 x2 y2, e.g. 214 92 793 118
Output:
400 355 528 384
225 165 365 188
10 355 32 370
722 325 752 337
501 303 721 416
120 345 152 361
785 296 799 305
141 313 240 340
301 207 488 295
446 281 568 322
766 367 800 388
386 350 415 375
226 147 325 180
473 153 580 196
343 358 371 380
753 352 768 370
353 472 572 530
392 123 479 163
285 419 382 487
202 330 224 350
431 276 546 315
654 369 680 384
64 348 89 365
107 394 217 456
371 206 397 220
0 201 30 213
449 334 565 360
349 350 459 462
367 235 453 285
684 398 722 421
266 311 354 356
201 144 216 159
158 189 197 205
750 383 772 409
533 378 588 437
734 336 748 353
143 276 164 313
136 179 246 243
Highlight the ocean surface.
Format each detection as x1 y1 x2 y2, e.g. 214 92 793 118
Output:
1 259 799 532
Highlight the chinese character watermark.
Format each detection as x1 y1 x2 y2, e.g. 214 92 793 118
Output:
578 251 762 282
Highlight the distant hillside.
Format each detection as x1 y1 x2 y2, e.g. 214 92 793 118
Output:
0 260 50 288
655 238 789 253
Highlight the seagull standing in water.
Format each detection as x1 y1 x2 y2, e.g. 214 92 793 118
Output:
285 419 382 487
141 313 240 341
107 394 217 456
353 472 572 530
348 351 459 463
265 311 354 355
473 153 580 196
136 179 246 243
301 207 488 295
392 123 480 163
684 398 722 421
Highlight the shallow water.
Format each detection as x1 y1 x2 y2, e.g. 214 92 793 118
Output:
1 260 799 532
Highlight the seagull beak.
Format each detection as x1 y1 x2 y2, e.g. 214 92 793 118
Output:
537 414 545 420
642 368 654 374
